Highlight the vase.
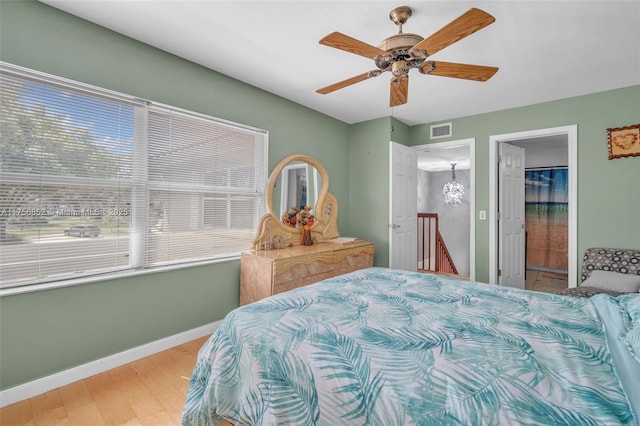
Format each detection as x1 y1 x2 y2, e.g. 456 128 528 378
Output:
301 227 313 246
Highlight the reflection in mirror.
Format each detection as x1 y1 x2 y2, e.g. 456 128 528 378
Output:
280 163 308 218
279 163 323 219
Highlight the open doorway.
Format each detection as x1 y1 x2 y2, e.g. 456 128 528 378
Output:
512 137 569 292
489 125 578 288
414 139 475 280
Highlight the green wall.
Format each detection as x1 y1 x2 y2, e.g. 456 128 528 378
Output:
0 0 350 390
409 86 640 282
347 117 410 266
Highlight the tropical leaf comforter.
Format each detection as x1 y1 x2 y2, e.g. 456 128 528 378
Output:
182 267 640 425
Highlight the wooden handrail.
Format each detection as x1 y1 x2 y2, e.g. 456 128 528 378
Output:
435 229 459 275
417 213 458 275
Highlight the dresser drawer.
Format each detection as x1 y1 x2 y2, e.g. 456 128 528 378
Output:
273 251 335 278
334 244 375 276
335 244 375 263
273 269 338 295
273 252 336 294
240 241 375 305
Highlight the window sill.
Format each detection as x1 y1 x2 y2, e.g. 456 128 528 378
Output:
0 255 240 297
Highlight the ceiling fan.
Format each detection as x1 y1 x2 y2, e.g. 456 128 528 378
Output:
316 6 499 107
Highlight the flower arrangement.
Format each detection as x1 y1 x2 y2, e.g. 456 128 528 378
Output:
297 205 315 229
282 205 315 229
282 206 299 227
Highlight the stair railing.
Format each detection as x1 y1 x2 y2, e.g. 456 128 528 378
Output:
417 213 459 275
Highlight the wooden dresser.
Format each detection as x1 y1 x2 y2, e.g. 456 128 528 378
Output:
240 240 374 305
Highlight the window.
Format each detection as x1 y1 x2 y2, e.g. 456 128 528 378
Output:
0 63 268 290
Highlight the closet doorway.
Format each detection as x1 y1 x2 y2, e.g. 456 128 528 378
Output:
512 138 569 291
489 125 578 288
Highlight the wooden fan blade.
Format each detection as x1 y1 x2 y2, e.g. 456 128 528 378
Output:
390 76 409 107
412 8 495 56
320 32 387 59
316 70 382 95
420 61 498 81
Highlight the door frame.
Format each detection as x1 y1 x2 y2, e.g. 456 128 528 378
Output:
489 125 578 287
413 138 476 281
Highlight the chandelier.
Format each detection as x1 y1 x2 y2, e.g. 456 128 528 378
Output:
443 163 464 208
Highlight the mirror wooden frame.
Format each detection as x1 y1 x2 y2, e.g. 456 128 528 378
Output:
253 154 339 249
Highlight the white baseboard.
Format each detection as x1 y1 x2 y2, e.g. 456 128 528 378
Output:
0 320 221 408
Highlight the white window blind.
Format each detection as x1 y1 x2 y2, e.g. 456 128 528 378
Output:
145 107 267 266
0 66 139 287
0 63 267 290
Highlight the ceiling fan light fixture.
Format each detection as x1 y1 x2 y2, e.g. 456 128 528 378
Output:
392 60 410 76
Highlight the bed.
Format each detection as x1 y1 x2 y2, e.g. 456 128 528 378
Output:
182 267 640 425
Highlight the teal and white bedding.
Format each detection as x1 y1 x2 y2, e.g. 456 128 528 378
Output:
182 267 640 425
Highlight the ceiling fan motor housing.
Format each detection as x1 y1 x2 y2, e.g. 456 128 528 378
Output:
376 33 428 75
377 33 423 52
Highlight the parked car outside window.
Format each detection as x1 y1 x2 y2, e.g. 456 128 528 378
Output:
64 224 101 237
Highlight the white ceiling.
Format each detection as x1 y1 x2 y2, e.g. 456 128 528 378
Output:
417 143 471 172
40 0 640 129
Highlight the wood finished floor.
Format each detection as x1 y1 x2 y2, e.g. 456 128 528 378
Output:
0 336 209 426
1 272 567 425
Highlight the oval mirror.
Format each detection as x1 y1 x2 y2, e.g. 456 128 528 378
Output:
253 154 338 249
275 162 324 221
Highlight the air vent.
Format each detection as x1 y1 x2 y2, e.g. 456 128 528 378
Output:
430 122 452 139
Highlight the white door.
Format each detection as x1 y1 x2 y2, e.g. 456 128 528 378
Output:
389 142 417 271
499 143 525 288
